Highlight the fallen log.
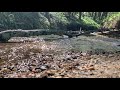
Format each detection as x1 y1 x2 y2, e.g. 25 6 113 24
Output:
0 29 82 42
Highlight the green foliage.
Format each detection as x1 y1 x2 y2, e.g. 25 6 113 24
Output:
49 12 69 29
0 12 51 30
104 12 120 22
50 12 69 24
82 16 100 28
103 12 120 28
0 12 120 31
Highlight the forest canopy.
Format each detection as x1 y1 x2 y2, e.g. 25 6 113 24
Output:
0 12 120 31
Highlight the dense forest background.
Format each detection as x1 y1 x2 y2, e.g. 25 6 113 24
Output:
0 12 120 31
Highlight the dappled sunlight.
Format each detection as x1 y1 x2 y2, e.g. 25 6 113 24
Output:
0 12 120 78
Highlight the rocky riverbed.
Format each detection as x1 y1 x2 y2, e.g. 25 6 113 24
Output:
0 35 120 78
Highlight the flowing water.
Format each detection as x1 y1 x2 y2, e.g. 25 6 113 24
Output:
0 34 120 55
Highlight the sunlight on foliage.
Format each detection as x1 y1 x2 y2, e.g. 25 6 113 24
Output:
82 16 100 28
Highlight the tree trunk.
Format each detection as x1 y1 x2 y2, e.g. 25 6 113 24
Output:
79 12 82 20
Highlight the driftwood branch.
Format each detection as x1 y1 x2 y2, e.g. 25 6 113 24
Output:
0 29 83 42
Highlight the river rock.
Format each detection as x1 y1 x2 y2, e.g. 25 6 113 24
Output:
66 55 72 60
81 53 87 56
40 65 47 70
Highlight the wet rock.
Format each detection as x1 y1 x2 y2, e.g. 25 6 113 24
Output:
7 65 15 71
108 54 114 58
28 66 34 71
35 73 41 78
72 55 78 59
81 53 87 56
40 65 47 70
88 67 95 71
33 68 41 73
0 68 11 74
66 55 72 60
43 55 52 61
40 72 48 78
50 64 60 70
28 73 35 77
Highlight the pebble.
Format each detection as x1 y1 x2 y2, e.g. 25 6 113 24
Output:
1 40 120 78
108 54 114 57
40 65 47 70
72 55 78 59
66 55 72 60
28 73 35 77
81 53 87 56
35 74 41 78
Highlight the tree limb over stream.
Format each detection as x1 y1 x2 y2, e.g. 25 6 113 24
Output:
0 29 84 42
